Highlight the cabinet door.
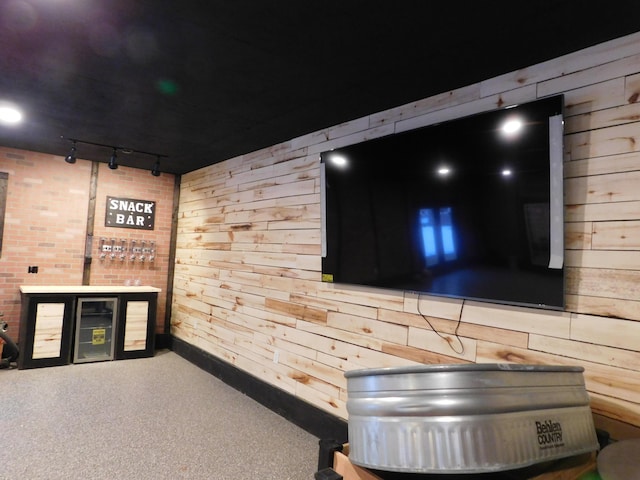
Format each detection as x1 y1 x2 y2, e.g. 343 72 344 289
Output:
115 293 157 359
18 295 75 369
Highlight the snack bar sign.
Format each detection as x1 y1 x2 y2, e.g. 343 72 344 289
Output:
106 196 155 230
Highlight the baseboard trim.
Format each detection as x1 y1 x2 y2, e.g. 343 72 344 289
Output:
155 333 173 350
171 336 348 442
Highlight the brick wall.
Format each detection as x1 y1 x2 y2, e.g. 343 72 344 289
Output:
0 148 90 331
0 147 175 337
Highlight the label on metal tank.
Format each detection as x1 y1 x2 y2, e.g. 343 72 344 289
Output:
535 419 565 450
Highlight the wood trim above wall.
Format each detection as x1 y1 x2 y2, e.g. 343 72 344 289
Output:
82 162 99 284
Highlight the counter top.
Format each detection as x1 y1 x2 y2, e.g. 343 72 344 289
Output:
20 285 162 294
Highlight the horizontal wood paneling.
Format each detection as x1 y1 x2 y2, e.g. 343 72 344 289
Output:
173 32 640 440
563 151 640 180
565 293 640 322
571 314 640 350
394 86 537 135
565 250 640 270
562 79 625 117
566 123 640 162
566 200 640 222
591 221 640 249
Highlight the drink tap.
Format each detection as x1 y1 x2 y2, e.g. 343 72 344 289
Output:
149 241 156 262
129 240 137 261
109 238 116 260
119 238 127 261
139 240 146 262
99 237 106 260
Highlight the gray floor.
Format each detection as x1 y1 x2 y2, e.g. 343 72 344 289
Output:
2 351 320 479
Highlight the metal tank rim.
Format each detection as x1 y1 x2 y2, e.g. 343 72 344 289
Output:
344 363 585 378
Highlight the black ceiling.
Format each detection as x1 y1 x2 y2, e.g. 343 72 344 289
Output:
1 1 638 175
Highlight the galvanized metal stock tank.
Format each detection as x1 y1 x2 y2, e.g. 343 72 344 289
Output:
345 363 599 474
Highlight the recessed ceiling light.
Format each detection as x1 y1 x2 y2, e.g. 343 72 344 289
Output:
0 105 23 124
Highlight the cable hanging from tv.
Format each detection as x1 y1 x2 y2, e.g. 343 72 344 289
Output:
416 294 465 355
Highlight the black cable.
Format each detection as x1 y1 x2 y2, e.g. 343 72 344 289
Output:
416 294 465 355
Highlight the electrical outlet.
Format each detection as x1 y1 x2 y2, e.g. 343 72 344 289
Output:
273 350 279 364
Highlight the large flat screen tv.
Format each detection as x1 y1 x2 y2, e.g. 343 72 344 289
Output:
321 95 564 309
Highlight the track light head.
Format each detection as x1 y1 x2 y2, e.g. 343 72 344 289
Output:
151 157 161 176
65 141 77 164
63 137 166 175
108 148 118 169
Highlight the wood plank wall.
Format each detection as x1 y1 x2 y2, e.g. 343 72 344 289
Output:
173 32 640 440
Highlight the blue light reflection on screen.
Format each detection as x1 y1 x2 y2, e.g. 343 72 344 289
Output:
420 207 457 266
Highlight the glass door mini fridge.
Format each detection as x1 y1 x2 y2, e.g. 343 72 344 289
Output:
74 297 117 363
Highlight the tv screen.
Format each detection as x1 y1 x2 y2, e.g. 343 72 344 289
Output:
321 95 564 309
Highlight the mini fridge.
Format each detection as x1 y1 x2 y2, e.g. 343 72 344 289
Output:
73 297 117 363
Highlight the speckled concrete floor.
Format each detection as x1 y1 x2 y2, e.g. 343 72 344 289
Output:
2 351 320 479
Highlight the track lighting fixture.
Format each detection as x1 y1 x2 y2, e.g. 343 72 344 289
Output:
108 148 118 169
151 156 161 176
61 137 167 176
65 141 77 164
